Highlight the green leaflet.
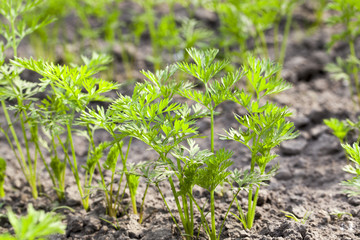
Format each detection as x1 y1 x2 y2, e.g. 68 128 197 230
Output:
50 156 65 184
103 143 121 173
85 141 112 172
324 118 352 143
195 149 233 192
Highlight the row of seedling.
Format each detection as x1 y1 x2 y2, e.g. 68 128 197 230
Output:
0 2 299 239
19 0 330 76
324 0 360 197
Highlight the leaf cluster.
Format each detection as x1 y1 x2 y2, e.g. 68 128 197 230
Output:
0 0 54 55
340 143 360 196
326 0 360 48
324 118 352 143
0 204 65 240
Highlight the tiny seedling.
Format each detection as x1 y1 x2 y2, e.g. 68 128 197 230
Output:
330 211 352 220
324 118 352 144
281 210 311 225
0 204 65 240
324 118 355 164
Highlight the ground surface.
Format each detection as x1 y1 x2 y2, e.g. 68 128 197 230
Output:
1 2 360 240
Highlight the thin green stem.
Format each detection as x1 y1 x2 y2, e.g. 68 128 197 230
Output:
34 137 56 186
59 128 87 210
210 110 215 153
87 125 111 214
117 139 138 214
182 195 191 236
278 9 294 69
274 22 279 60
10 11 17 57
168 175 186 226
349 40 360 106
51 134 66 200
258 30 269 59
1 101 27 173
189 193 211 237
246 186 260 229
139 183 149 224
218 188 242 236
144 2 160 70
156 183 182 234
114 164 126 213
20 113 33 174
190 197 194 235
210 190 216 240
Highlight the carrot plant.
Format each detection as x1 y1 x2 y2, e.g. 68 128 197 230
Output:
22 0 73 62
177 48 242 153
325 0 360 106
0 0 54 199
133 0 180 70
125 48 297 238
221 56 299 230
340 143 360 196
80 107 138 217
324 118 357 164
105 65 214 237
324 118 353 145
214 0 297 67
13 53 119 209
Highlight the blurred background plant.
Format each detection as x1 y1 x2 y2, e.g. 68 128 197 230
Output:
13 0 334 84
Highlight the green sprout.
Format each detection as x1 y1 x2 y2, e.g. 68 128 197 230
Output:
324 118 352 144
193 149 233 240
281 210 311 225
330 210 352 220
129 48 298 238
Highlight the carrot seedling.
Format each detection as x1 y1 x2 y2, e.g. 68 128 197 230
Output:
0 0 54 199
13 53 119 210
177 48 243 153
81 104 139 216
281 210 311 225
221 56 299 229
325 0 360 106
341 143 360 196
